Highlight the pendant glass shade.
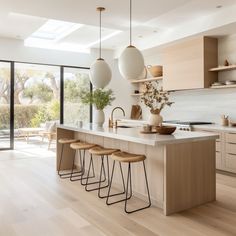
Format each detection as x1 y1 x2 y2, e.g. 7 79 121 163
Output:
90 58 111 88
118 0 145 80
89 7 112 89
118 45 144 80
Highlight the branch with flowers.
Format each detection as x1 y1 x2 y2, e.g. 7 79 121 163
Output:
141 81 174 114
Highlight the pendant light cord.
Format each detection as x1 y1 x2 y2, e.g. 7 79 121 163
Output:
99 8 102 59
130 0 132 46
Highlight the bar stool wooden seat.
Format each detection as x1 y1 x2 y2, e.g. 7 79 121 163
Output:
58 138 80 179
106 151 151 214
69 142 97 182
86 146 125 198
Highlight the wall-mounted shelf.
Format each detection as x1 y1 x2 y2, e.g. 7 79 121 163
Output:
209 65 236 72
211 84 236 89
131 76 163 84
131 93 143 96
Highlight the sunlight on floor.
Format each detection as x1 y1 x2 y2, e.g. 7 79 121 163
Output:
0 137 56 161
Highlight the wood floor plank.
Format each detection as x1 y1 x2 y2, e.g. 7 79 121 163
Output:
1 150 236 236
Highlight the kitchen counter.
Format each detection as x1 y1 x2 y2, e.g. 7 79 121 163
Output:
56 124 217 216
193 124 236 132
57 124 218 146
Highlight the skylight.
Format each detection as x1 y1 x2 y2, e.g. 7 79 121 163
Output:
30 19 83 41
24 19 122 53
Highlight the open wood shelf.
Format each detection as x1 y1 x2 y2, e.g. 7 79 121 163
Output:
209 65 236 72
211 84 236 89
131 93 143 96
131 76 163 84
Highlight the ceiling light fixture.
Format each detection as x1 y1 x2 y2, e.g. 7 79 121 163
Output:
118 0 144 80
89 7 112 89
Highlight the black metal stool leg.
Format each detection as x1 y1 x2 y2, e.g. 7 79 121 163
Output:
57 143 64 176
99 158 126 199
80 150 96 185
124 161 151 214
85 154 108 192
58 144 82 179
106 161 131 205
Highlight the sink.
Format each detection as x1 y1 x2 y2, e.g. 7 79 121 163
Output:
117 125 133 128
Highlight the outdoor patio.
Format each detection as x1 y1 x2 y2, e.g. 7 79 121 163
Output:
0 136 56 161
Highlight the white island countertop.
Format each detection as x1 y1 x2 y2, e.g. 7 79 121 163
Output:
57 124 219 146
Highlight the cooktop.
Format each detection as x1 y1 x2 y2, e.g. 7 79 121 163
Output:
164 121 213 125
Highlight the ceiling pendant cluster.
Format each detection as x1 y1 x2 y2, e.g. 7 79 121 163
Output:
118 0 144 80
90 0 144 87
89 7 111 89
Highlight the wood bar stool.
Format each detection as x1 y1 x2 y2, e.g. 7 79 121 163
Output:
86 146 125 198
58 138 80 179
106 151 151 214
70 142 97 182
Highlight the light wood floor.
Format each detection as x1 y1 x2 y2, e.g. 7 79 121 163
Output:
1 150 236 236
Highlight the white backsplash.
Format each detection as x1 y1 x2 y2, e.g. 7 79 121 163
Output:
140 88 236 123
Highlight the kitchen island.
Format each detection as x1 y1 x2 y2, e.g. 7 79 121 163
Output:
56 124 218 215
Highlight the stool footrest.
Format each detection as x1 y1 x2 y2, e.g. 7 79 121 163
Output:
59 170 82 179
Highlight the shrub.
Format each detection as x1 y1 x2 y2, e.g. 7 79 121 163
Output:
30 100 60 127
0 104 39 129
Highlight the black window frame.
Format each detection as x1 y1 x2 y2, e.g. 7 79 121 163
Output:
0 60 92 151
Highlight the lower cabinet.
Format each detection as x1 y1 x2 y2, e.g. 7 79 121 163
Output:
225 154 236 172
193 128 236 174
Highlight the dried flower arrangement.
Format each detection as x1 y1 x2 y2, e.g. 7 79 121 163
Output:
141 81 173 114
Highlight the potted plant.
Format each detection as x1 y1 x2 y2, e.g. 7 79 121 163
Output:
79 88 115 126
141 81 173 126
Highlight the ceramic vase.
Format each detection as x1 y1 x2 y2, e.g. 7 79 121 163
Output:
148 113 163 126
94 109 105 127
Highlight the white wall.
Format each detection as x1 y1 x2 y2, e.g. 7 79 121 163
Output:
0 37 92 67
104 58 134 122
142 34 236 124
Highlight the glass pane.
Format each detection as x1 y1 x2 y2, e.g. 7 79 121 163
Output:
0 62 11 149
64 67 90 126
14 63 60 144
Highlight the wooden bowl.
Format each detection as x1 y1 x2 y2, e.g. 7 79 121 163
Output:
156 125 176 135
147 65 163 77
230 122 236 127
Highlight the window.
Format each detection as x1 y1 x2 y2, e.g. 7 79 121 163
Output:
63 67 91 125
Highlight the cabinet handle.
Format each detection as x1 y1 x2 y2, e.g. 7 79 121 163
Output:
228 153 236 156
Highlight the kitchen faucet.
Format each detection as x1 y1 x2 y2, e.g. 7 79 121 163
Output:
109 107 126 128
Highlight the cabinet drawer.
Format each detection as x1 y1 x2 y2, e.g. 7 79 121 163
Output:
216 152 221 169
216 141 221 152
225 154 236 173
226 133 236 144
226 143 236 155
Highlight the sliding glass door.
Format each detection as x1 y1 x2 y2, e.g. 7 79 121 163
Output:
63 67 91 126
14 63 60 131
0 61 91 151
0 61 13 149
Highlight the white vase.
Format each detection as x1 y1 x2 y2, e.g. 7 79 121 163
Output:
93 109 105 127
148 113 163 126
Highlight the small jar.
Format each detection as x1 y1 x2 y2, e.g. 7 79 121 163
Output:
142 124 152 132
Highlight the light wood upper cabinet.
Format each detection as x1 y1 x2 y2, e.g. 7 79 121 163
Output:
163 37 218 91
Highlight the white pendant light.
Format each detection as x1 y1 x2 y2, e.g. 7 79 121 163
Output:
90 7 111 89
118 0 144 80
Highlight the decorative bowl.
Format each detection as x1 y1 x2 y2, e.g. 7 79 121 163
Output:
156 125 176 135
147 65 163 77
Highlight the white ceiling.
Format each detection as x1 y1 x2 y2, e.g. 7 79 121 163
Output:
1 0 236 52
